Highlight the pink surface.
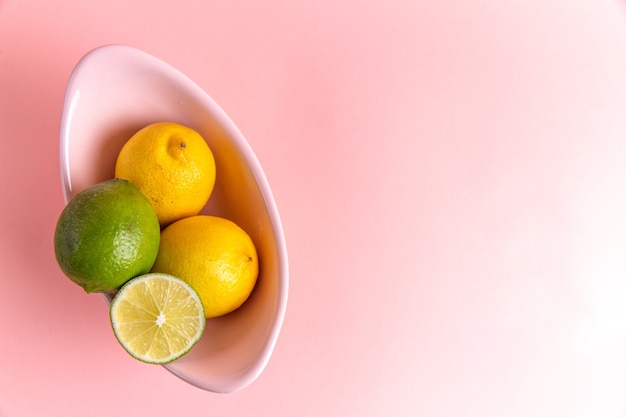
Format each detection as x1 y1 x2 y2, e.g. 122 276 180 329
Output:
2 0 626 416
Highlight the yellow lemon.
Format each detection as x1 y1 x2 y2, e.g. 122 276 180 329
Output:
115 122 216 226
151 215 259 319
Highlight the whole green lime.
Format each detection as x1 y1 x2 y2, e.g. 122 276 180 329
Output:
54 179 161 293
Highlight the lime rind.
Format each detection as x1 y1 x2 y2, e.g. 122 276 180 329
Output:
109 273 206 364
54 178 161 293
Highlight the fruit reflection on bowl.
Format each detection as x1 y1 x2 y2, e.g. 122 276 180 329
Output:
59 44 289 393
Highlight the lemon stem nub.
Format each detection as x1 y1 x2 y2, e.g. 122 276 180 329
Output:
180 142 186 148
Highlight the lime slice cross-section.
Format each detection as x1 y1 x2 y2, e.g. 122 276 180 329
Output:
109 273 206 364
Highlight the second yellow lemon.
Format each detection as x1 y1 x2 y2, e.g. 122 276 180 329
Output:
151 215 259 319
115 122 216 226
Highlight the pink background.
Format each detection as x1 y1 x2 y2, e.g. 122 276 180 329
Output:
2 0 626 416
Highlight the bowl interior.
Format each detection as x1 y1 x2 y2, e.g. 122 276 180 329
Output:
60 45 288 392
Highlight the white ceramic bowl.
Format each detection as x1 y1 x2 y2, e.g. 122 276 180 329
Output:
59 44 289 393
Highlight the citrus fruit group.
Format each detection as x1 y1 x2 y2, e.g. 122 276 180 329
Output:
151 215 259 319
54 179 161 293
109 273 205 364
115 122 216 226
54 120 260 366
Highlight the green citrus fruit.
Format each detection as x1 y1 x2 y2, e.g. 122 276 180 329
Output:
54 179 160 293
109 273 206 364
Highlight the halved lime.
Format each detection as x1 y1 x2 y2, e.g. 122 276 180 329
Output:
109 273 206 364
